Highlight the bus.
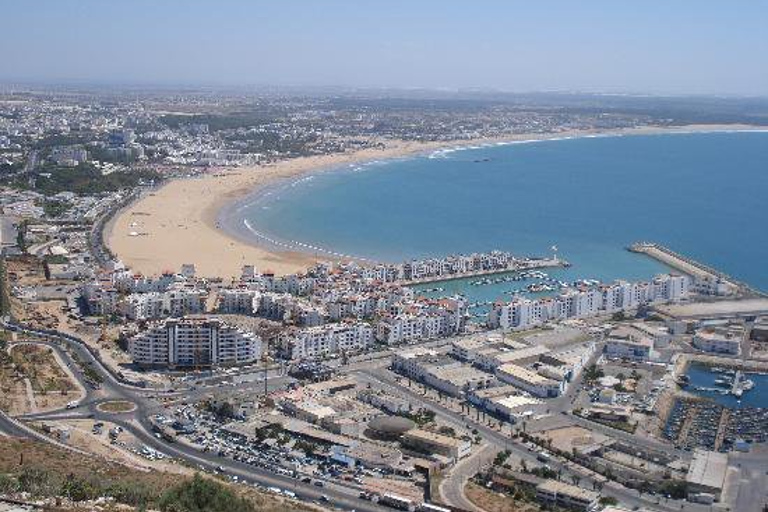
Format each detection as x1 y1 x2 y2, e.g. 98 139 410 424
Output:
379 493 414 511
416 504 452 512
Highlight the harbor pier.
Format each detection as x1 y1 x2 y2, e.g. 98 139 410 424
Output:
628 242 760 297
398 256 569 286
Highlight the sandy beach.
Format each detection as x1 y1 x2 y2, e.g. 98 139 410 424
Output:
105 124 762 279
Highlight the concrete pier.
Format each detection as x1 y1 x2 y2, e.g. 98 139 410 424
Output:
399 257 568 286
628 242 758 297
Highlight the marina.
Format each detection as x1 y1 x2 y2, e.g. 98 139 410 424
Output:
665 361 768 452
235 132 768 294
682 363 768 408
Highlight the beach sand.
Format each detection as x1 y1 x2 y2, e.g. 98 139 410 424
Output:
105 124 761 279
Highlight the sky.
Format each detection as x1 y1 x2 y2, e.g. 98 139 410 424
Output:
2 1 767 96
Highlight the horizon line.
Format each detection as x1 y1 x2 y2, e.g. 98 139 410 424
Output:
1 79 767 100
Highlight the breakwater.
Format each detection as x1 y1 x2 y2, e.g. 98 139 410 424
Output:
628 242 762 297
397 256 568 286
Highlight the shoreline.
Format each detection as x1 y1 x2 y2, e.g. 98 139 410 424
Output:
105 123 765 278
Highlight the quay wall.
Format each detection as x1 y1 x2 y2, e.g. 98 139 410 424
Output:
628 242 763 297
674 353 768 377
399 258 567 286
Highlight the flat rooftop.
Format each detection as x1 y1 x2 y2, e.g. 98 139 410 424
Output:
498 363 559 385
657 299 768 319
491 395 542 410
403 428 466 448
537 479 599 502
686 449 728 491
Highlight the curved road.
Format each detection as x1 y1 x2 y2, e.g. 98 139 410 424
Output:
357 367 709 512
1 321 388 512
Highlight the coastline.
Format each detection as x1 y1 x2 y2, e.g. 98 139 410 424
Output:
105 123 764 278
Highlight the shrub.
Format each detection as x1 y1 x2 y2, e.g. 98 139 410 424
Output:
159 474 255 512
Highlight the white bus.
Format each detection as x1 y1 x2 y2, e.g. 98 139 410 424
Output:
416 504 452 512
379 493 414 511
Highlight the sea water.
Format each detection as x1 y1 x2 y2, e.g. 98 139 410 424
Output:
227 131 768 305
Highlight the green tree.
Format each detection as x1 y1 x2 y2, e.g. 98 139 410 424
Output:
61 474 95 502
159 474 254 512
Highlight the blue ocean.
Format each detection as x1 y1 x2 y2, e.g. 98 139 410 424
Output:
225 131 768 304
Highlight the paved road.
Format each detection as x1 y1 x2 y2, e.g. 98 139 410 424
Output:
439 443 499 511
723 448 768 512
1 321 387 512
0 411 33 438
356 367 711 512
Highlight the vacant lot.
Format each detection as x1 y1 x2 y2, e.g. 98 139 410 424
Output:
11 344 76 395
465 482 538 512
1 343 81 414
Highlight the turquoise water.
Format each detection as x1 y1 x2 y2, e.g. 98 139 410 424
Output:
225 132 768 303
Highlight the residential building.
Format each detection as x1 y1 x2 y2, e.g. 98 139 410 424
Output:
129 317 261 368
535 480 599 511
692 327 742 355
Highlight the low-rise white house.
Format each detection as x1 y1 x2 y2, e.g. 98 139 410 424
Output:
692 327 742 355
604 335 653 362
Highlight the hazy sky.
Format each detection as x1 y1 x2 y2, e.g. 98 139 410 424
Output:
3 1 767 95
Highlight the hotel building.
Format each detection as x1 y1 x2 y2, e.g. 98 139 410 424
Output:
129 317 261 368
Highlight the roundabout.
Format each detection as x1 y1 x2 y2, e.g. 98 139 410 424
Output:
96 400 137 414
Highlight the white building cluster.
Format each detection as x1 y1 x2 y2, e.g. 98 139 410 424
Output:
392 336 595 402
84 259 473 362
280 322 374 360
129 317 261 368
355 250 560 283
489 274 689 330
83 266 207 319
391 348 495 397
448 333 595 399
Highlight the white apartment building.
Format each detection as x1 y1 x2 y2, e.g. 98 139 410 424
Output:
129 317 261 368
604 336 653 361
218 289 260 315
82 281 119 316
692 328 742 355
280 322 373 360
119 288 206 320
376 313 445 345
489 274 689 330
